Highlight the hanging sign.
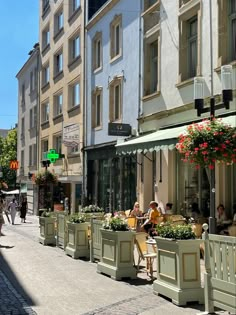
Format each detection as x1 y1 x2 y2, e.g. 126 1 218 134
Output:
63 123 80 147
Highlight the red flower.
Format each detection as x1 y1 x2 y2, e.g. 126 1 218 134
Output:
208 164 215 169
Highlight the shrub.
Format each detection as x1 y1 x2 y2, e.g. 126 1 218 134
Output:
34 170 58 185
81 205 104 213
103 217 129 231
156 224 196 240
69 213 86 224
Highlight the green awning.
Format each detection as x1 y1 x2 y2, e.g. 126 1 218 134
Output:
116 115 236 155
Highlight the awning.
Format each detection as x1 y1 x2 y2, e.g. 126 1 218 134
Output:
116 115 236 155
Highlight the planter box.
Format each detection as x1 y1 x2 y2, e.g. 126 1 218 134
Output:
97 229 137 280
153 237 203 305
84 212 104 222
56 211 69 249
65 222 89 259
39 217 56 245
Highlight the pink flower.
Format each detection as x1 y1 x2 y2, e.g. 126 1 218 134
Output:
208 164 215 169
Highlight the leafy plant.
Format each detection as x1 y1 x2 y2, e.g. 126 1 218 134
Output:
69 213 86 224
81 205 104 213
156 224 196 240
176 118 236 169
41 210 52 218
34 170 58 185
103 217 129 231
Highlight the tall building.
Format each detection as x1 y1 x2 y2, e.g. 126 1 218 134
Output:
16 44 40 214
39 0 84 212
85 0 142 211
116 0 236 218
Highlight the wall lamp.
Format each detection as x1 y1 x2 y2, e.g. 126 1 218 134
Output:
194 65 233 117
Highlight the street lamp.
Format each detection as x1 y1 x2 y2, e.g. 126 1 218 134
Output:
193 2 233 234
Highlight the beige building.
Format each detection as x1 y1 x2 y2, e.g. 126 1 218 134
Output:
39 0 84 212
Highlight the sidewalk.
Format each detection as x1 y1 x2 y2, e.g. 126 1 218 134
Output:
0 214 228 315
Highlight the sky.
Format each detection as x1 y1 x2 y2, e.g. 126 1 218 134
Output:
0 1 39 130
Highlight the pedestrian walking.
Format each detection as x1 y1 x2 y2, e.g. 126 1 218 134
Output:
8 198 18 225
20 197 28 223
0 197 5 236
3 197 11 223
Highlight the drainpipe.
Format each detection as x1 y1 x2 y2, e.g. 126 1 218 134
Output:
138 0 143 121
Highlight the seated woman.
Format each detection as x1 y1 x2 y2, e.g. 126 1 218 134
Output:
216 204 228 234
141 201 161 236
130 202 142 217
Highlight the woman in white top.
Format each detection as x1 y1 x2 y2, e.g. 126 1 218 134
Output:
8 198 18 225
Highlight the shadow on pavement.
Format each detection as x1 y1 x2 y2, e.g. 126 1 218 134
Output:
0 252 37 314
0 245 15 249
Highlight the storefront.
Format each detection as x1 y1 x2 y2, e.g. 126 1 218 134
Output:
85 143 136 212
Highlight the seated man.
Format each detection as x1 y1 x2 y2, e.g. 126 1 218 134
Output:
141 201 161 235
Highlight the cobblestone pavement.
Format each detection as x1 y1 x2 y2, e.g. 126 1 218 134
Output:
0 269 37 315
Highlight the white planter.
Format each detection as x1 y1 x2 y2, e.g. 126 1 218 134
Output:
65 222 89 259
153 237 204 305
39 217 56 245
97 229 137 280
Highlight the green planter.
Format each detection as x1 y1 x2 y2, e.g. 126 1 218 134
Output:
65 222 89 259
39 217 56 245
97 229 137 280
153 237 204 305
56 211 69 249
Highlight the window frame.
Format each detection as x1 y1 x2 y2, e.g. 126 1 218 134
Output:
42 63 50 86
54 8 64 36
54 92 63 117
54 50 63 76
92 32 102 71
92 87 103 129
110 15 122 61
109 77 123 122
42 102 49 123
69 81 80 108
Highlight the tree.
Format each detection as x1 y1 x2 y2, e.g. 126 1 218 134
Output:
0 129 17 189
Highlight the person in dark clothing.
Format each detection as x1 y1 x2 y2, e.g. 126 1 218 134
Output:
20 197 28 223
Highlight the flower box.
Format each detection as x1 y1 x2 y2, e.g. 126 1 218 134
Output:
153 237 204 305
65 222 90 259
39 217 56 246
97 229 137 280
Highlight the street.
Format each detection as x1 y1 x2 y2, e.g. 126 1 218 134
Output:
0 214 228 315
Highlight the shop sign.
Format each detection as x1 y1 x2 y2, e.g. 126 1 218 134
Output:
10 160 19 170
108 123 131 137
63 123 80 147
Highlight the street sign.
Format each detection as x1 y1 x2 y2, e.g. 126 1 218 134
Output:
10 160 19 170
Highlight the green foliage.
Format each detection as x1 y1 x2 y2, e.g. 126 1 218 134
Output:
0 129 17 189
41 210 52 218
34 170 58 185
156 224 196 240
81 205 104 213
69 213 86 224
103 217 129 231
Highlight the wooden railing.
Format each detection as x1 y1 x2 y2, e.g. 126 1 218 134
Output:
202 224 236 314
89 218 103 262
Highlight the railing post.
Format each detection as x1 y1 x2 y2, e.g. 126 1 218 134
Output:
202 223 215 314
90 217 94 263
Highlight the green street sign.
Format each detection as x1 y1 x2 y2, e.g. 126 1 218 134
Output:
47 149 60 163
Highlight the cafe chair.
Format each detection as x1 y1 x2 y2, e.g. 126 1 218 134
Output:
135 232 156 278
125 209 131 217
127 217 137 230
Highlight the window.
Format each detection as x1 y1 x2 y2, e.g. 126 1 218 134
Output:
72 0 80 11
55 10 63 34
33 143 37 165
69 82 80 108
178 3 200 82
92 88 102 128
21 117 25 141
68 144 79 155
144 38 159 95
229 0 236 61
42 102 49 123
92 32 102 70
21 84 25 107
29 145 33 166
54 135 62 154
187 17 198 78
144 0 157 11
54 51 63 75
54 93 63 116
42 0 49 14
110 15 122 60
109 79 122 122
42 27 50 49
150 41 158 93
41 139 48 159
69 34 80 62
30 108 34 129
42 63 50 86
21 150 25 173
30 69 37 92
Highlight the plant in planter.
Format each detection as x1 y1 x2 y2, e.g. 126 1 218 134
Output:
65 213 89 259
39 211 56 246
176 118 236 169
153 224 204 305
81 205 104 221
97 215 136 280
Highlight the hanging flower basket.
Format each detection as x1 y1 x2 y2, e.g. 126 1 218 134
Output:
34 170 58 185
176 118 236 169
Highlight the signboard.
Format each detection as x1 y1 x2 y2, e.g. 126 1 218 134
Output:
108 123 131 137
63 123 80 147
10 160 19 170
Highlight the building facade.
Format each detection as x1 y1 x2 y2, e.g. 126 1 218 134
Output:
85 0 142 211
16 44 40 214
116 0 236 218
39 0 84 213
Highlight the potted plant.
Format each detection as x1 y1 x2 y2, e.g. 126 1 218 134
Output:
34 170 58 185
39 210 56 246
97 216 137 280
176 118 236 169
153 224 204 305
65 213 90 259
81 204 104 221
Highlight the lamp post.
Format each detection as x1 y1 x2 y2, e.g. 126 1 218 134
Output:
194 1 233 234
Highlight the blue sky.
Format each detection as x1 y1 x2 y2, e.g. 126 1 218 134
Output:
0 1 38 130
